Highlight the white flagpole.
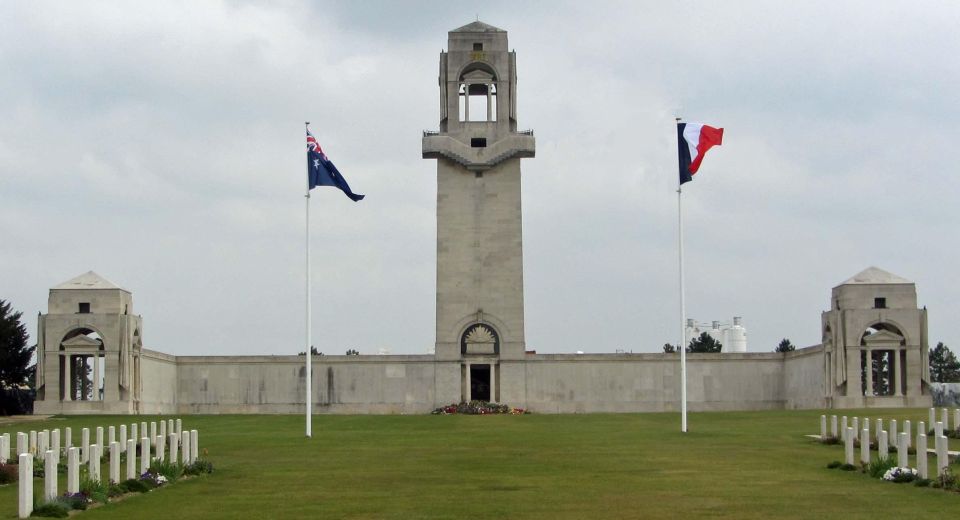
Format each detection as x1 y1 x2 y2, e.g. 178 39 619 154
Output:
305 121 313 439
677 117 688 434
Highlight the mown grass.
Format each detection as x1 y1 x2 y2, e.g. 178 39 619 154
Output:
0 408 957 519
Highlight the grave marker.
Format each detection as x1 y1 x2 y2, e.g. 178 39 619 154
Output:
875 419 883 442
140 437 150 474
67 447 79 494
889 420 897 448
917 434 928 479
929 407 936 430
169 432 178 463
937 435 949 477
820 415 826 438
942 408 949 430
176 419 182 436
150 421 157 441
65 427 72 449
131 423 138 445
17 432 27 456
156 435 164 462
119 425 127 453
37 431 47 460
109 441 120 483
841 416 848 441
29 431 36 455
44 449 57 501
160 420 166 438
0 433 8 462
126 439 136 480
879 430 889 460
18 454 32 519
831 415 838 438
897 432 908 468
851 417 859 441
51 429 60 461
89 443 101 482
935 421 943 438
191 430 199 462
108 426 116 448
81 428 90 463
844 427 854 465
96 427 104 456
860 427 870 464
182 430 191 464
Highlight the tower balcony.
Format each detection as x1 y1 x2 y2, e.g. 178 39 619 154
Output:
422 131 535 171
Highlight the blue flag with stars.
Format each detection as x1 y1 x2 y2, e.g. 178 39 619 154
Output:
306 129 364 201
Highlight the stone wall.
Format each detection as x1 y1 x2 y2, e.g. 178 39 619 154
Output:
126 349 833 414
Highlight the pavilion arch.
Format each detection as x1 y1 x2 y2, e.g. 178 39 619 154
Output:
457 62 499 123
859 321 908 346
58 327 106 402
859 321 908 397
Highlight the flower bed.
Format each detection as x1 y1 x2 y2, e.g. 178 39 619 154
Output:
431 401 528 415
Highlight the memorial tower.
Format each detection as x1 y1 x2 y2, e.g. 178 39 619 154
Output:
422 21 535 403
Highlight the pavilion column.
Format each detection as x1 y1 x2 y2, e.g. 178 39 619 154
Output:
486 84 492 121
892 350 902 396
92 353 100 401
463 84 470 121
464 363 472 402
865 349 873 396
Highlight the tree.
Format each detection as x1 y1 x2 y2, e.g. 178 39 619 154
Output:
662 343 677 353
775 338 795 353
930 342 960 383
345 349 360 356
0 299 34 388
297 346 322 356
687 332 722 353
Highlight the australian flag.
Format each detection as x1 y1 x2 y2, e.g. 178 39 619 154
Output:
307 129 364 201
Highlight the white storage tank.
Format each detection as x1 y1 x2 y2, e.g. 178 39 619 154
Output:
724 316 748 353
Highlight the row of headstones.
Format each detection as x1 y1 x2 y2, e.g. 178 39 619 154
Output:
1 420 200 520
819 407 954 479
0 419 185 464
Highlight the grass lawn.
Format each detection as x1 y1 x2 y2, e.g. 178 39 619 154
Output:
1 408 957 519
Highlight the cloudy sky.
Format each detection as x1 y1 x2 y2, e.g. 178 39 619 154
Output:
2 1 958 357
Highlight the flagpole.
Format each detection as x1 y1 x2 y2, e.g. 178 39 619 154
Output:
305 121 313 439
677 116 688 434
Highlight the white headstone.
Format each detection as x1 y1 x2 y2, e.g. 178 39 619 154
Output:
0 433 8 463
109 441 120 484
140 422 147 442
18 453 33 519
862 417 870 439
820 415 826 438
175 419 182 436
897 432 909 468
917 433 928 479
44 449 57 501
108 426 116 448
851 417 859 441
156 435 164 462
119 425 127 452
943 408 950 430
130 423 138 445
88 443 100 482
929 407 937 430
140 437 150 474
36 431 47 461
955 409 960 431
879 430 889 460
17 432 28 456
51 429 60 462
160 420 166 438
191 430 199 462
831 415 838 438
65 427 72 449
181 430 191 464
903 420 912 448
918 421 925 445
126 439 137 480
935 421 944 438
67 447 79 494
168 419 175 437
81 428 90 463
875 419 883 442
168 432 178 464
860 428 870 464
845 427 855 465
937 435 949 477
889 419 897 448
841 416 848 441
29 431 37 455
150 421 157 441
96 427 104 456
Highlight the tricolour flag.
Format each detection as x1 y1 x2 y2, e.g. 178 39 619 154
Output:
677 122 724 185
307 130 365 201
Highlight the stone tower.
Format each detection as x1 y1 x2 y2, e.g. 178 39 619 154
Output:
821 267 931 408
34 271 143 414
422 21 535 404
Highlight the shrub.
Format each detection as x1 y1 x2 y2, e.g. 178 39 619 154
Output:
840 463 857 471
431 401 528 415
819 436 840 445
914 478 932 487
79 477 109 504
882 467 917 483
59 493 89 511
0 463 17 484
149 459 183 483
826 461 842 469
118 478 150 493
184 459 214 476
30 500 70 518
867 457 897 479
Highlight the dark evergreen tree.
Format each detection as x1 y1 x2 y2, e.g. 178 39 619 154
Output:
662 343 677 353
0 299 34 387
930 342 960 383
775 338 795 353
687 332 722 353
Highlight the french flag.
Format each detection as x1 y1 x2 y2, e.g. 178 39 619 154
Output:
677 122 724 185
